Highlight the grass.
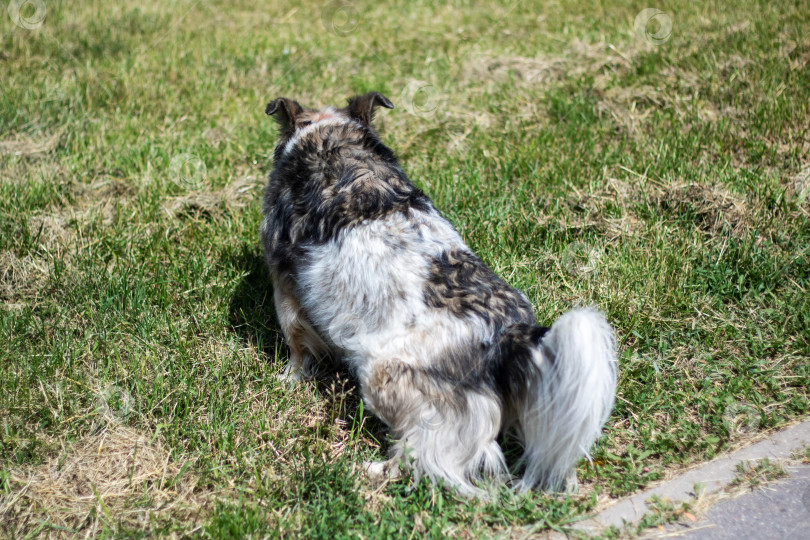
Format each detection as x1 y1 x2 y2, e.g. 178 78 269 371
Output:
729 458 788 490
1 0 809 537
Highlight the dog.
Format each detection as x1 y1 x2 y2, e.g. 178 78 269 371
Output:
260 92 618 496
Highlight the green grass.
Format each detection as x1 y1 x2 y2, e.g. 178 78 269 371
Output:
729 457 788 490
1 0 809 537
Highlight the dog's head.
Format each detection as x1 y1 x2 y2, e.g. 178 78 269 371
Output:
265 92 394 160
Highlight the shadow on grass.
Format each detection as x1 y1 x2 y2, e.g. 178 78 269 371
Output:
227 247 284 361
226 246 390 455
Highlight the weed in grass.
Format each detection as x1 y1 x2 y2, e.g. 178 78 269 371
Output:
634 495 692 534
730 458 788 491
792 445 810 463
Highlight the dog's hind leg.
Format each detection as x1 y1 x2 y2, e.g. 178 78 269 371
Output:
273 285 326 383
361 360 507 496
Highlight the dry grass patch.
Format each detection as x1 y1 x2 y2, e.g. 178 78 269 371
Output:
0 422 213 538
463 53 566 86
0 251 50 305
460 38 640 93
0 131 63 158
163 175 263 220
27 214 75 252
791 165 810 211
649 182 753 237
543 176 758 239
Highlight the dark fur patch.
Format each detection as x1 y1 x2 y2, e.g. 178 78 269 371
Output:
262 123 431 276
491 324 550 404
414 323 550 411
423 248 535 332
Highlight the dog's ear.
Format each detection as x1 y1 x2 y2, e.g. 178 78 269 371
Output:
346 92 394 127
265 98 303 136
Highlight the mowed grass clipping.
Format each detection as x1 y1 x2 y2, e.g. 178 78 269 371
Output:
1 0 809 537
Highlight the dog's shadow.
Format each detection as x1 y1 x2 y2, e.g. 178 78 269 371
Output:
226 247 391 457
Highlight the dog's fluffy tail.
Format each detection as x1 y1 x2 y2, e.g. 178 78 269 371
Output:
509 307 618 492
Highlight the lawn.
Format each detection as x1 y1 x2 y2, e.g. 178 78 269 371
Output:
1 0 809 537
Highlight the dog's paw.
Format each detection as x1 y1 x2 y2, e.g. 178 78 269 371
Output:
563 469 579 494
362 460 402 485
277 364 303 386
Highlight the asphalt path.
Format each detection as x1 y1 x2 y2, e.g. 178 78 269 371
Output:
669 466 810 540
574 420 810 538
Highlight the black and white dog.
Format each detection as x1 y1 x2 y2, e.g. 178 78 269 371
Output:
260 92 617 496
